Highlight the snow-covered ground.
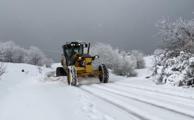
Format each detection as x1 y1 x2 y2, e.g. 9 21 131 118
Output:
0 56 194 120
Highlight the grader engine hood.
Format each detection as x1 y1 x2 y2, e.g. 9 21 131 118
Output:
76 54 94 67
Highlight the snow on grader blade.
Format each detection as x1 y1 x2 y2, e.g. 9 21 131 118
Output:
56 42 109 86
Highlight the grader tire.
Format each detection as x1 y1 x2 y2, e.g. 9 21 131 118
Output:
99 64 109 83
67 66 78 86
67 68 71 85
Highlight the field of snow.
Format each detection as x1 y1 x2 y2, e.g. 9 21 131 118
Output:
0 56 194 120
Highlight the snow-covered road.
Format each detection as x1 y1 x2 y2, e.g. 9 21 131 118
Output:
80 82 194 120
0 57 194 120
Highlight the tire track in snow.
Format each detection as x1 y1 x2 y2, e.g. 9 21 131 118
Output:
116 82 194 100
79 93 115 120
109 83 194 108
79 87 150 120
92 85 194 119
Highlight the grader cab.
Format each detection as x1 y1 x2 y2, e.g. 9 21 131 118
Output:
56 42 109 86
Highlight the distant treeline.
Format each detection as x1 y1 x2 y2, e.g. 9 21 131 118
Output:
0 41 53 67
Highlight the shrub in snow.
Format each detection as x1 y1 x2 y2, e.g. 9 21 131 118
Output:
130 50 145 69
183 57 194 86
112 54 137 76
0 62 6 78
153 50 194 86
38 66 43 74
43 58 53 68
91 43 143 77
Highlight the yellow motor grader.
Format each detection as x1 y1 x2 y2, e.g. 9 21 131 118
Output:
56 42 109 86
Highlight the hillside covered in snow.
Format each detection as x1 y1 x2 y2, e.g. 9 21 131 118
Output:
0 56 194 120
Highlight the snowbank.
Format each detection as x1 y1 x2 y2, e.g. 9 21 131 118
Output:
152 50 194 86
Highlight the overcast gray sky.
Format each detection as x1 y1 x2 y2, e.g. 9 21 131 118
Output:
0 0 194 59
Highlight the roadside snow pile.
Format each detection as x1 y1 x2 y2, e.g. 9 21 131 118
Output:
0 62 47 99
91 43 145 77
153 50 194 86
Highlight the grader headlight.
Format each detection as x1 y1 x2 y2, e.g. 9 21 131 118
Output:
78 56 82 60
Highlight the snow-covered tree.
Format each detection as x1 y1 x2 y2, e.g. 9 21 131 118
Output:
26 46 46 66
130 50 145 69
0 41 27 63
0 41 52 67
0 41 16 62
156 17 194 53
91 43 120 68
12 47 27 63
91 43 139 77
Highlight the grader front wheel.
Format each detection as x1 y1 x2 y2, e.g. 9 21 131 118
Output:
99 64 109 83
67 66 78 86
